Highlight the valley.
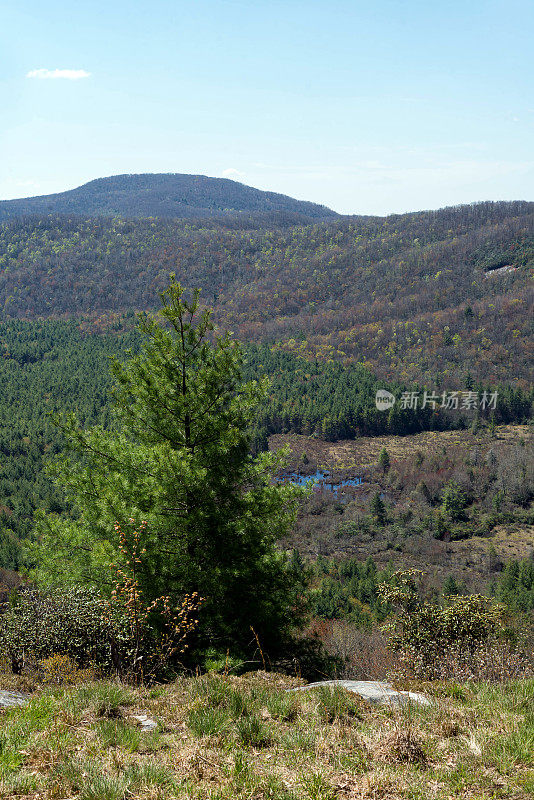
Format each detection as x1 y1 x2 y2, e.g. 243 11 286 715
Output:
0 176 531 693
274 425 533 589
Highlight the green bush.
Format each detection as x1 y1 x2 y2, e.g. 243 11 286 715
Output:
379 570 512 679
0 586 115 675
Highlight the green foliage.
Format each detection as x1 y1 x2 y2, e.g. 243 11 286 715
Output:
0 537 201 682
370 492 387 525
378 447 390 473
442 576 461 597
0 586 115 674
497 558 534 612
202 647 246 674
0 319 140 565
31 280 308 661
441 480 468 521
0 317 530 569
310 556 387 626
92 719 145 752
379 570 508 679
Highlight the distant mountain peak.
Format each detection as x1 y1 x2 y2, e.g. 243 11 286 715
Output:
0 173 339 223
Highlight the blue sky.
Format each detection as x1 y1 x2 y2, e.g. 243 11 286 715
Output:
1 0 533 214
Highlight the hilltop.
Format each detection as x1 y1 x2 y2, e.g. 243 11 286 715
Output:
0 173 339 223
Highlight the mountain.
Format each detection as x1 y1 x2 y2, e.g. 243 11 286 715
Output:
0 199 532 387
0 173 339 223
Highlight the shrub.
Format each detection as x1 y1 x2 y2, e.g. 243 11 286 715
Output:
103 521 202 682
378 570 530 680
0 585 115 675
0 566 201 682
39 654 96 686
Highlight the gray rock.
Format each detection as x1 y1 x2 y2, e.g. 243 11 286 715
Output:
0 690 30 708
132 714 157 731
289 680 430 706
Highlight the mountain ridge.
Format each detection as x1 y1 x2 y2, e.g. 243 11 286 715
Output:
0 199 532 387
0 173 339 223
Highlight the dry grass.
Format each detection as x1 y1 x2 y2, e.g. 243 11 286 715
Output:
374 729 427 765
0 672 532 799
269 424 533 474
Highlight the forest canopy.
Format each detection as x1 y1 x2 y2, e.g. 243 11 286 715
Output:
0 199 532 387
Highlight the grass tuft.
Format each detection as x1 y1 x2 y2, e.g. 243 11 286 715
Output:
313 685 365 724
235 714 272 748
187 705 230 737
375 729 427 765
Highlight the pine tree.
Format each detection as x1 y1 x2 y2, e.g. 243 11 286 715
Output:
32 279 307 659
441 480 467 521
378 447 390 473
443 575 459 596
370 492 386 525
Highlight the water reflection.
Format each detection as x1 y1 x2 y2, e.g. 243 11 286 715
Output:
283 469 363 496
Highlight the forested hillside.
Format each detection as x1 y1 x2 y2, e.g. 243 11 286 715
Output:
0 173 338 223
0 319 531 571
0 193 531 570
0 200 532 386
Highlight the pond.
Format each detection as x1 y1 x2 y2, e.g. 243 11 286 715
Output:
283 469 363 497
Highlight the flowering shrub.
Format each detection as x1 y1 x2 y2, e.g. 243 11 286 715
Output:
38 653 96 685
103 520 203 681
0 519 202 682
378 570 532 680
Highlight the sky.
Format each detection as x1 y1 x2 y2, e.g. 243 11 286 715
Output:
1 0 533 215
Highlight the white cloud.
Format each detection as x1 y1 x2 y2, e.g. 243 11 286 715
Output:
26 68 91 80
221 168 245 179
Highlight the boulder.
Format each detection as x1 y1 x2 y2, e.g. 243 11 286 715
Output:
289 680 430 706
0 690 30 708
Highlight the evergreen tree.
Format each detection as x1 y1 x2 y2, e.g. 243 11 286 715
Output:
370 492 386 525
378 447 390 473
443 576 459 596
441 480 467 521
31 279 307 659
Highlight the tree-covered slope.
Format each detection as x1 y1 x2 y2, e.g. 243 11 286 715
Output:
0 319 531 570
0 200 532 386
0 173 339 223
